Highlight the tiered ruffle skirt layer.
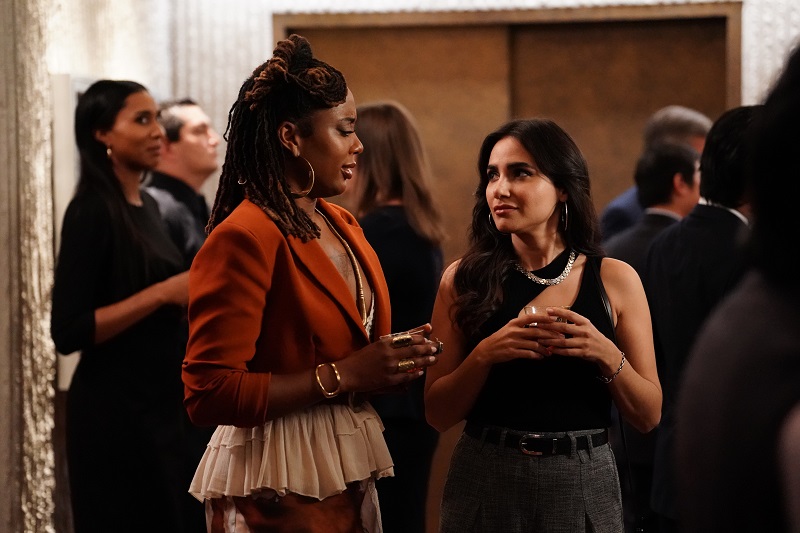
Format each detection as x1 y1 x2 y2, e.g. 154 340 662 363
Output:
189 401 394 531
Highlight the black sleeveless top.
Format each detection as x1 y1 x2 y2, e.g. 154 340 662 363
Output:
465 254 614 432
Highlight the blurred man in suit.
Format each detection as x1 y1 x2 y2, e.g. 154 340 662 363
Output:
604 141 700 533
676 44 800 533
145 97 220 532
600 105 711 242
642 104 761 532
146 98 220 269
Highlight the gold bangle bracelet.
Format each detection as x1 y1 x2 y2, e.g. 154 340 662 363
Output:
315 362 342 398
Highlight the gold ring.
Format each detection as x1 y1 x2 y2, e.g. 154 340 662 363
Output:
390 333 413 348
397 358 416 373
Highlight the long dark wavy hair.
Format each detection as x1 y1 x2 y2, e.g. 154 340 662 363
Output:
453 118 603 336
207 34 348 241
73 80 155 270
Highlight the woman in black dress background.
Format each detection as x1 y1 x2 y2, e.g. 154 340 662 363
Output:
51 80 191 533
343 100 446 533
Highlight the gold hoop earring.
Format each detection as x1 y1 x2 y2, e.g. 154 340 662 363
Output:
291 156 315 198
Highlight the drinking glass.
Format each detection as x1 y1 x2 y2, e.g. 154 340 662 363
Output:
521 305 571 327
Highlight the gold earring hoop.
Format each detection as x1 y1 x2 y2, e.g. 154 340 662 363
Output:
291 156 315 198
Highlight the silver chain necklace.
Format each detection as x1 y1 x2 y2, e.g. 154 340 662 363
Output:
513 250 577 286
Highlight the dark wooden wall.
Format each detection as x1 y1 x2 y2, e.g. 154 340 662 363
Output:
511 18 727 211
286 13 730 265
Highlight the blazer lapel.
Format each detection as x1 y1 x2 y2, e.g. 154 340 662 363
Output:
287 201 386 342
319 201 391 338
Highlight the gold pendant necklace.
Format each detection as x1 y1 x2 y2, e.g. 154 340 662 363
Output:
316 208 368 325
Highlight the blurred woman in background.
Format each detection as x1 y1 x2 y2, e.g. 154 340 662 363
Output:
346 100 446 533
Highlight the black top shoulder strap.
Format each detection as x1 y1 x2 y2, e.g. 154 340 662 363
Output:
589 255 616 343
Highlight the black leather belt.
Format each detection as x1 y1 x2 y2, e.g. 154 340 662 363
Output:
464 423 608 456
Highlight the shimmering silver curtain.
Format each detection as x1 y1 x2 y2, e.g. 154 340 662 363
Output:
46 0 172 96
1 0 57 531
171 0 276 199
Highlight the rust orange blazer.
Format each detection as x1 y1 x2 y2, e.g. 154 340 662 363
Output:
182 199 391 428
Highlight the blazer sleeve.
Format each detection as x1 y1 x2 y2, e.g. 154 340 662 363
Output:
183 201 393 428
182 218 273 427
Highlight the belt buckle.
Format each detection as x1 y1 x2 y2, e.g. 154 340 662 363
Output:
518 433 556 456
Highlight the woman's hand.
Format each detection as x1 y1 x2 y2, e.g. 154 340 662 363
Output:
472 314 565 365
93 270 190 345
336 323 440 394
424 261 569 432
533 306 619 370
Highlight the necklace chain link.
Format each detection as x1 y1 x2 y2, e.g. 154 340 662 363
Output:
316 208 368 325
513 250 577 286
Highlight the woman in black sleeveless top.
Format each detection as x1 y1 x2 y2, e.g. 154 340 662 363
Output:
425 118 662 532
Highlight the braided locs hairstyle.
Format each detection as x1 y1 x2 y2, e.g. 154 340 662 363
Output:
207 34 348 241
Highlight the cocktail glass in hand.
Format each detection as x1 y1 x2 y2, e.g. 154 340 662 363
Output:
521 305 571 327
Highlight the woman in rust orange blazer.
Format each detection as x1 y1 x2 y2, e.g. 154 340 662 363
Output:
181 35 440 533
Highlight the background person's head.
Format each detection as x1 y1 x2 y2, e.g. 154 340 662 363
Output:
643 105 713 154
699 105 762 210
209 34 356 240
75 79 160 194
349 100 445 245
156 98 220 190
635 141 701 217
73 79 164 261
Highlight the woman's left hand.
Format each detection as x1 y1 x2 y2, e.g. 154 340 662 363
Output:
533 306 619 371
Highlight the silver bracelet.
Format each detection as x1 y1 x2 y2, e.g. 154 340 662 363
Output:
597 351 626 384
